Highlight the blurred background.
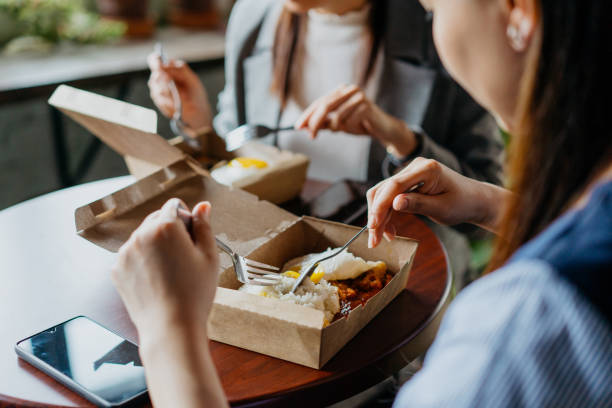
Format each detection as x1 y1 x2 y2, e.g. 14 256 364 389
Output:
0 0 496 273
0 0 233 210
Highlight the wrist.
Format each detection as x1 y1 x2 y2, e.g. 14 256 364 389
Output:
473 183 512 234
137 308 208 355
183 95 213 132
385 120 419 158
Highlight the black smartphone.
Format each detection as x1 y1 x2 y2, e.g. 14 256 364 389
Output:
15 316 148 407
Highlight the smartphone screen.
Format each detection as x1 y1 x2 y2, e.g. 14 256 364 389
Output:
16 316 147 406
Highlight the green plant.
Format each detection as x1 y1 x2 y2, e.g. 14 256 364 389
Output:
0 0 125 45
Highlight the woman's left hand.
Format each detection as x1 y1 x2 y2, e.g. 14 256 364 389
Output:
295 84 418 157
112 198 228 408
111 198 219 338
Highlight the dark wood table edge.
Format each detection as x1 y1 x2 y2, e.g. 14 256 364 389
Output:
232 259 454 408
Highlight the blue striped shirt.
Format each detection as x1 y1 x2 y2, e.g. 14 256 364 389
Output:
394 260 612 407
395 181 612 407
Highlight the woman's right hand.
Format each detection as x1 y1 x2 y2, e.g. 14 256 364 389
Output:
147 52 213 131
367 157 511 248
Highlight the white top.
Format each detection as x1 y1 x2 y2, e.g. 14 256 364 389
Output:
278 5 383 182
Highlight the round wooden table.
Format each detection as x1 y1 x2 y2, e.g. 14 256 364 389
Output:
0 177 451 408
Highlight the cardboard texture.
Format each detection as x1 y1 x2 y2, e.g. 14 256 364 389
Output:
58 85 418 369
49 85 309 204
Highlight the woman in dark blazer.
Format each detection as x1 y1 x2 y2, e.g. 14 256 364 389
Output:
148 0 504 284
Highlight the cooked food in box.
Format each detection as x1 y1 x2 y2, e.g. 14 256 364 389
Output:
210 157 269 186
239 248 392 323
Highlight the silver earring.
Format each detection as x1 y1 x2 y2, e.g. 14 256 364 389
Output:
507 24 526 51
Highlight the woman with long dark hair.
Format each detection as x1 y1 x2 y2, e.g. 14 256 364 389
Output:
117 0 611 406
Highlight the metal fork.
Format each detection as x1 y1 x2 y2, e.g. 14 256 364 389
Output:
214 238 282 286
290 225 368 294
224 124 295 151
289 181 425 293
175 205 282 286
155 42 202 152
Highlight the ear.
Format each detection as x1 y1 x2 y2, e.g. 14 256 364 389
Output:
504 0 538 52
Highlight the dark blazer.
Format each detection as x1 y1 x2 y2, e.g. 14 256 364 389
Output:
214 0 504 184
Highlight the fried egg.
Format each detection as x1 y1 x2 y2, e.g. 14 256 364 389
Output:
210 157 268 186
283 248 386 281
239 249 386 323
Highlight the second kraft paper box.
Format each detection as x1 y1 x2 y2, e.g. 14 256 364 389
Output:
48 85 309 204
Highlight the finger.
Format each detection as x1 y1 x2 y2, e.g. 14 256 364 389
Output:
306 86 361 138
161 61 196 86
369 176 414 248
370 180 401 229
150 92 175 117
366 181 384 246
344 103 369 134
329 92 366 130
159 198 187 221
192 202 216 257
147 52 162 71
295 99 319 130
295 84 354 129
142 209 161 225
150 85 173 103
151 87 173 103
393 192 445 219
374 209 394 248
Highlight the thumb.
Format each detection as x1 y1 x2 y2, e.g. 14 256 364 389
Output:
192 201 215 255
393 193 446 219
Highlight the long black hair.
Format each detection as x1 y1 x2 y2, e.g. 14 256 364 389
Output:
489 0 612 269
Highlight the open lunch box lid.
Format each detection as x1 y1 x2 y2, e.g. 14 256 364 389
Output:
49 85 419 369
48 85 310 204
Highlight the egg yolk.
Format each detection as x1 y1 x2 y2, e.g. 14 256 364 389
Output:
283 271 300 279
283 268 325 284
310 269 325 284
228 157 268 169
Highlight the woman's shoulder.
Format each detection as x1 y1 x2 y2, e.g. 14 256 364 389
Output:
447 259 610 336
395 260 612 407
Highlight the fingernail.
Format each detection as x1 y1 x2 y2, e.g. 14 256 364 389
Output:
195 202 211 223
202 205 211 223
396 197 408 211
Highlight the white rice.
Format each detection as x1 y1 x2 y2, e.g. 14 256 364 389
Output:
239 275 340 323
